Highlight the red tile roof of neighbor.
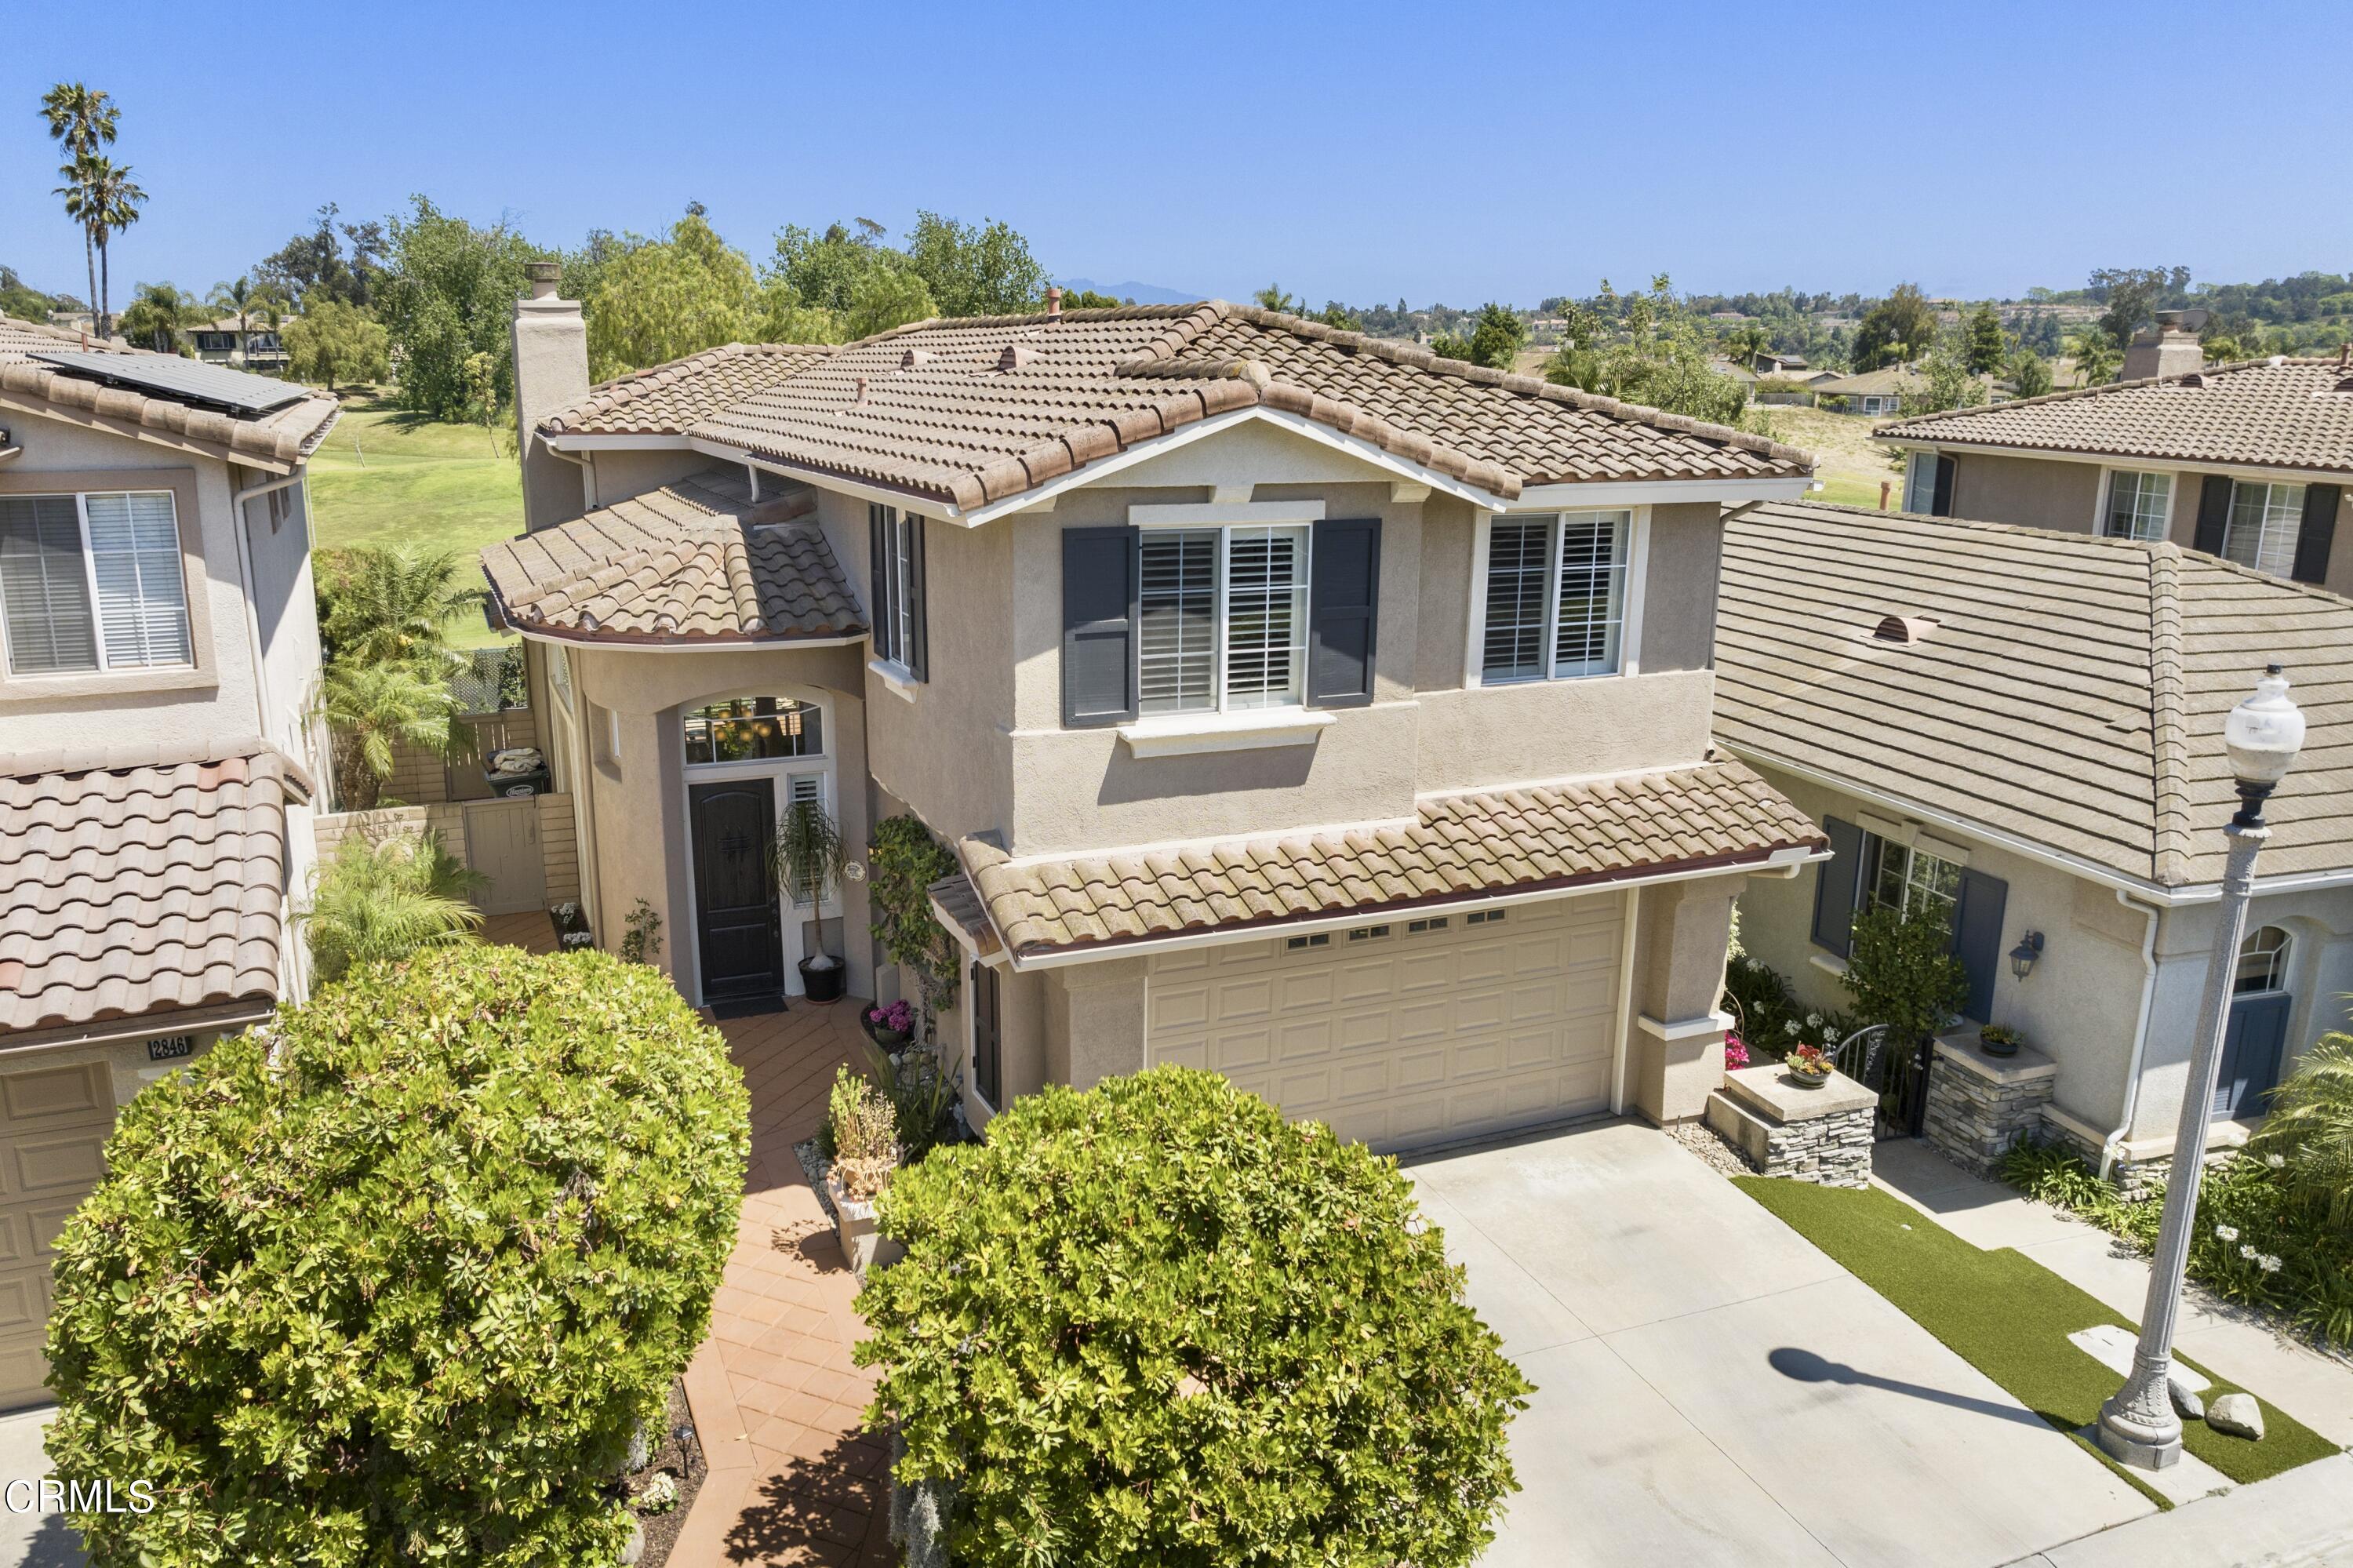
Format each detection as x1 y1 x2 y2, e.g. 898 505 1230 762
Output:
0 314 339 472
1878 351 2353 477
540 342 835 436
0 737 313 1037
540 303 1813 511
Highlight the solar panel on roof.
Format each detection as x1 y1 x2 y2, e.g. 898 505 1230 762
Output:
27 350 310 417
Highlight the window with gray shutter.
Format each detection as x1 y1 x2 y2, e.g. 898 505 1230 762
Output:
0 495 100 675
1809 817 1865 959
1951 868 2008 1024
1061 526 1138 726
1306 518 1380 707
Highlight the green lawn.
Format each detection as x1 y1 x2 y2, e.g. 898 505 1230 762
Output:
308 398 522 650
1735 1177 2337 1504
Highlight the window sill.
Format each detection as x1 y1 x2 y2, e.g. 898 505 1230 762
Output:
867 659 920 704
1808 951 1849 980
1116 708 1336 758
0 662 213 703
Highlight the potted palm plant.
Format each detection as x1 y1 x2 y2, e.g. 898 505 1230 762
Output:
774 797 848 1003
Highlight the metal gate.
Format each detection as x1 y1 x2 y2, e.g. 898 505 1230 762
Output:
1830 1025 1934 1141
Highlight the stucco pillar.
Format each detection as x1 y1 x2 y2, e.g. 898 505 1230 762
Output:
1627 875 1742 1125
1052 958 1149 1090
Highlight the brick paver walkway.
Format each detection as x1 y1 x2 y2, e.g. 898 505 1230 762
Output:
478 914 895 1564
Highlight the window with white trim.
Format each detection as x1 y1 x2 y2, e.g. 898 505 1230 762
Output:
1863 835 1962 923
1137 523 1308 714
2222 481 2308 577
867 504 926 677
682 696 823 766
0 490 191 676
2235 926 2290 995
1479 511 1629 683
2103 471 2173 541
784 774 827 906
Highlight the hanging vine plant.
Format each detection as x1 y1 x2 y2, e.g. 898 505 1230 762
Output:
869 815 962 1016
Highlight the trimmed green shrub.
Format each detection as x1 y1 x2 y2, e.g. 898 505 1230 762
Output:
44 947 751 1566
856 1066 1532 1567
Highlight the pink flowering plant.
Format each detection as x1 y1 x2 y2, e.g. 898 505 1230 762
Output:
865 999 915 1035
1723 1035 1751 1071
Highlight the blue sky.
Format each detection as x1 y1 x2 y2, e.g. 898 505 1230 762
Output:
7 0 2348 309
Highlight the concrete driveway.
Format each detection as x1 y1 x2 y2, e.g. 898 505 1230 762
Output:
1407 1120 2154 1568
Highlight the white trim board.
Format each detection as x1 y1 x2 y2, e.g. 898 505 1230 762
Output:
1505 476 1813 511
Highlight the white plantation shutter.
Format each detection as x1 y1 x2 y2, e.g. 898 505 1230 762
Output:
1481 519 1550 682
787 775 825 906
0 496 99 674
1221 526 1306 709
1553 511 1627 677
1137 529 1217 714
83 493 191 667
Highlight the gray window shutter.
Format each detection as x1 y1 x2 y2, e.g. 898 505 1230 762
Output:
867 503 892 659
2192 475 2231 557
1306 518 1380 708
1930 455 1957 518
906 515 929 681
2292 484 2340 586
1809 817 1865 959
1951 868 2008 1024
1062 526 1137 727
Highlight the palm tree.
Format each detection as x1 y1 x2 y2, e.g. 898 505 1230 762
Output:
56 155 146 339
1722 322 1772 370
119 280 200 354
317 548 486 670
2068 326 2122 387
39 82 116 334
1253 284 1304 315
300 831 484 984
208 274 258 359
316 658 464 809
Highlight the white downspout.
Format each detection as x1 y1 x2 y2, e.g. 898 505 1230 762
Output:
2099 889 2164 1179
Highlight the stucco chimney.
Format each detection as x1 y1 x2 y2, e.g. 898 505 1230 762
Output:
2123 311 2204 381
1046 285 1062 319
511 261 591 533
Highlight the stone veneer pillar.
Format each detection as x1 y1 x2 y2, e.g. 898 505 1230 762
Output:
1922 1031 2058 1177
1704 1064 1876 1187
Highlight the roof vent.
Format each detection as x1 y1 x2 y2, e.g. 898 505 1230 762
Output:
899 348 935 369
2268 355 2288 367
998 344 1041 371
853 376 868 403
1871 614 1937 645
2179 373 2206 388
1046 285 1062 319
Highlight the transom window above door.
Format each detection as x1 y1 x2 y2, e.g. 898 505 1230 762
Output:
1139 524 1308 714
1480 511 1631 684
682 696 823 765
2103 471 2173 541
0 490 191 677
2235 926 2290 994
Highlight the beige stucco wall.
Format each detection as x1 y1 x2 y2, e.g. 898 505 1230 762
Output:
1641 502 1726 674
584 448 722 512
1622 878 1739 1124
1947 452 2104 533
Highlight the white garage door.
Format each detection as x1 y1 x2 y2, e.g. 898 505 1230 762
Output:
1146 894 1624 1152
0 1060 115 1410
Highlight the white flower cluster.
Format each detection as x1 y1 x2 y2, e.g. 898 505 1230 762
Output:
2264 1151 2287 1169
2214 1224 2239 1242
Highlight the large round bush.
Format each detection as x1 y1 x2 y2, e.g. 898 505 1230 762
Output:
856 1065 1532 1567
44 947 750 1566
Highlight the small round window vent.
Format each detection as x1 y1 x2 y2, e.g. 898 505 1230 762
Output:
1872 614 1937 645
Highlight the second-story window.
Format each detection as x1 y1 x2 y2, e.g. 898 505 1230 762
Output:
867 504 928 680
1139 524 1307 714
0 490 191 677
2222 481 2308 577
2103 471 2173 541
1480 511 1629 684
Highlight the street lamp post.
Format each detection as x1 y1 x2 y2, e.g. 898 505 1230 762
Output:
2097 664 2306 1469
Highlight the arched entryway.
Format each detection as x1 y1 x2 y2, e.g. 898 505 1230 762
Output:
2217 925 2293 1117
677 690 838 1006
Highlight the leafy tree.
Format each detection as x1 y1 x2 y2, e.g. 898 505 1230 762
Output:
300 830 483 983
39 83 118 335
842 260 934 340
1254 283 1304 314
903 210 1043 317
255 202 384 311
1056 286 1131 310
867 815 960 1015
583 211 762 379
43 946 749 1567
1313 299 1363 330
2007 347 2053 398
1962 301 2007 374
859 1065 1532 1567
1457 301 1526 369
2200 331 2249 364
1721 321 1771 368
1542 277 1752 427
114 280 202 354
766 220 889 316
2068 324 2122 386
1851 282 1936 371
1901 328 1988 416
282 299 389 392
373 195 544 420
317 546 483 668
1841 904 1967 1049
0 266 62 321
315 657 464 809
2089 265 2189 348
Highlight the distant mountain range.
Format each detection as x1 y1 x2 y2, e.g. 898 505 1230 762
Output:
1053 278 1202 306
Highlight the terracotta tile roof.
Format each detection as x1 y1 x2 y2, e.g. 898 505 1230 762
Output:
569 303 1809 513
0 737 313 1037
481 468 864 644
926 870 1000 958
1876 353 2353 477
540 342 835 436
0 314 339 472
1715 499 2353 889
963 759 1821 960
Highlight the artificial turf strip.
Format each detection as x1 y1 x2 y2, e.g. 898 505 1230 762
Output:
1733 1177 2338 1494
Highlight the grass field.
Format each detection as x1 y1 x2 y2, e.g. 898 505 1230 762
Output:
1752 403 1907 509
307 396 522 649
1736 1177 2337 1505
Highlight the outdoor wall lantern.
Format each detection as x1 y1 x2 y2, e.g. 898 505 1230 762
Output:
2008 930 2045 980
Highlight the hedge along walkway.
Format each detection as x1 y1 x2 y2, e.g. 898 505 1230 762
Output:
1736 1178 2337 1508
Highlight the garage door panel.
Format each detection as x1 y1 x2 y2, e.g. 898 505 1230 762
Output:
1 1060 116 1410
1150 893 1625 1153
9 1133 108 1199
0 1063 111 1126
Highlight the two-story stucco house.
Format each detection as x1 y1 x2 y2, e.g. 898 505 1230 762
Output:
485 267 1827 1153
0 315 338 1407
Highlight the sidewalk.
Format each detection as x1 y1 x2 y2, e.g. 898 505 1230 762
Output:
2005 1452 2353 1567
1872 1140 2353 1450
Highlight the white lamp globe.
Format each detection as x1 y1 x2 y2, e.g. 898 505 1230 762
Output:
2224 664 2305 788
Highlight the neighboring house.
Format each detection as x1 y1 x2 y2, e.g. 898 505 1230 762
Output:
190 316 290 373
0 315 338 1408
1813 364 1924 417
1878 330 2353 600
1717 499 2353 1188
486 266 1824 1159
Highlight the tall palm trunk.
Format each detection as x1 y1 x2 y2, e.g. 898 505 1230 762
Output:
81 228 97 338
96 236 111 340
